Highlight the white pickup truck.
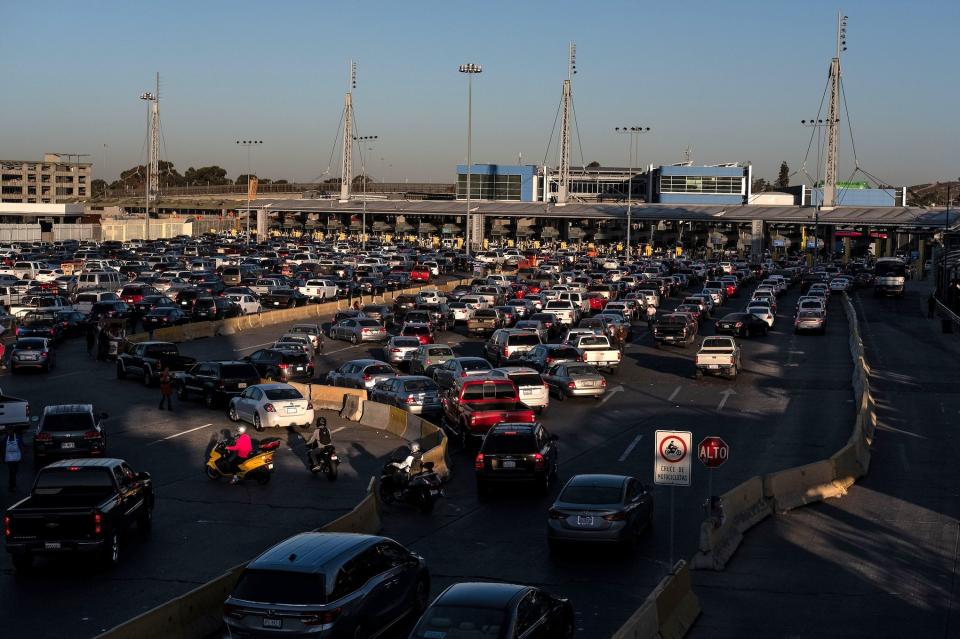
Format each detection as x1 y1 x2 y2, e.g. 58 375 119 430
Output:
695 336 742 380
0 388 30 432
298 279 339 302
10 295 71 319
570 334 622 373
543 300 576 327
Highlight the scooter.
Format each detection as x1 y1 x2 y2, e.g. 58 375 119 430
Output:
309 443 340 482
205 435 280 485
379 460 443 513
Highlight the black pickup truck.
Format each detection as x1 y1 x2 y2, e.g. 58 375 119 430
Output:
116 341 197 386
3 459 154 571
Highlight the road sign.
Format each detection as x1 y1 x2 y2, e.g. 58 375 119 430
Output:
654 430 691 486
698 436 729 468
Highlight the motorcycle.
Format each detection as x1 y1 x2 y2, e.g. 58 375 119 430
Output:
309 443 340 482
379 458 443 513
205 434 280 485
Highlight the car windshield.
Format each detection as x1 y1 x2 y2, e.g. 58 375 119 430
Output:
702 338 732 349
508 373 543 387
462 382 514 400
366 365 395 375
566 365 597 377
42 412 95 432
403 326 430 335
549 347 580 359
508 333 540 345
560 484 623 505
358 319 381 328
290 326 316 334
15 339 46 350
403 379 437 392
427 347 453 357
33 468 115 497
578 336 608 347
221 364 257 378
232 570 326 606
393 338 421 348
484 432 537 454
263 388 304 401
460 359 491 372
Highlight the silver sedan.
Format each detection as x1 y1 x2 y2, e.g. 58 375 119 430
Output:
329 318 388 344
548 474 653 550
385 336 422 366
542 362 606 400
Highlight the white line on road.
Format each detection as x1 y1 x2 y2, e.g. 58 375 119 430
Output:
331 426 346 434
233 341 275 353
47 371 85 381
147 423 213 446
597 384 624 406
716 388 736 412
618 435 643 462
668 385 682 402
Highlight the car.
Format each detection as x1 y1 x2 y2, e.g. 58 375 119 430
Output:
513 319 548 342
795 309 827 334
141 306 191 330
288 323 323 349
244 348 315 382
484 329 542 366
228 383 315 430
192 296 241 321
384 336 422 366
514 343 582 373
329 318 388 344
432 356 492 390
31 404 108 462
400 322 434 345
326 359 397 389
369 375 442 417
54 309 91 337
475 422 558 495
274 333 316 359
547 474 653 550
174 360 261 408
410 582 575 639
9 337 56 373
16 311 63 341
716 312 769 337
224 532 430 639
361 303 395 327
542 362 606 400
225 293 262 315
408 343 455 376
88 300 132 323
746 302 775 328
489 366 549 414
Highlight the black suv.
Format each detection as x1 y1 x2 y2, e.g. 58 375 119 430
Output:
174 360 261 408
192 297 241 321
475 422 559 495
243 348 314 382
32 404 109 463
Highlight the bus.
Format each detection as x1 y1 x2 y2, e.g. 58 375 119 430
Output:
874 257 906 297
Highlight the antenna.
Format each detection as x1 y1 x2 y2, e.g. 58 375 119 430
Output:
350 60 357 90
568 41 577 81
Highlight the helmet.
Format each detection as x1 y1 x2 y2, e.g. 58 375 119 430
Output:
237 425 247 435
317 416 327 428
410 442 420 454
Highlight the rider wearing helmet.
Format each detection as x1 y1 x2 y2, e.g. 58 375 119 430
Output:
226 425 253 483
305 416 334 471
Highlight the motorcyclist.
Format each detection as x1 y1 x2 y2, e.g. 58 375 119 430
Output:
391 442 420 487
225 425 253 484
305 417 334 471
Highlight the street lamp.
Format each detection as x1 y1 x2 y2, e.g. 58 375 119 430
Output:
459 63 482 256
614 126 651 259
801 118 839 264
236 140 263 244
354 135 379 248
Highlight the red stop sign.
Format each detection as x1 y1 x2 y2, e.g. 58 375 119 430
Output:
698 436 729 468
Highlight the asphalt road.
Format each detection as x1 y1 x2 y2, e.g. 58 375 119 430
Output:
1 277 855 639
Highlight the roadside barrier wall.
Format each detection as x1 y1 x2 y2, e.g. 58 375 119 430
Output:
611 561 700 639
690 291 876 572
96 480 381 639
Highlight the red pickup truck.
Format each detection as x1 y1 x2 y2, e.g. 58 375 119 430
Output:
409 266 431 282
442 377 535 448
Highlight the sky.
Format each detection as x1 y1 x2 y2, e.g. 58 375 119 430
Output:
1 0 957 187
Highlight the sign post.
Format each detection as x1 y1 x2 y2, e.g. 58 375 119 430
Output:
698 435 729 504
655 430 692 568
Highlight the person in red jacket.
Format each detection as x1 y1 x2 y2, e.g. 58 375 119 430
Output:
226 425 253 484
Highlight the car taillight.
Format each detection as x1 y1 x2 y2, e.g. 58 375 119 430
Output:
603 511 627 521
264 403 276 412
460 371 467 377
278 363 289 370
84 430 101 439
301 608 342 626
223 604 245 619
546 357 554 365
600 378 607 387
40 352 48 358
735 322 743 328
567 381 576 389
93 511 102 535
474 453 484 470
533 453 545 470
306 402 314 410
548 508 566 520
363 374 371 381
405 396 417 404
390 348 401 353
35 431 51 442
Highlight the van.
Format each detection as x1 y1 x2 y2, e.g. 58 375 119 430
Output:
77 271 124 292
74 291 121 315
221 266 243 286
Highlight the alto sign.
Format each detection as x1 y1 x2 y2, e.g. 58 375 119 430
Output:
698 436 729 468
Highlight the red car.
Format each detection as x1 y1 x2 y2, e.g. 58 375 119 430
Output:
586 292 608 313
409 267 431 282
401 322 434 345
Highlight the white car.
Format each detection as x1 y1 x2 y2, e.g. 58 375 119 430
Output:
489 367 549 414
288 323 323 349
298 279 339 302
746 303 775 328
35 269 66 283
225 293 262 315
228 383 315 430
447 301 475 324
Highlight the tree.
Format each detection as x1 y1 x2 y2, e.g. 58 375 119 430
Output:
776 161 790 189
235 174 257 185
352 174 374 188
586 161 601 168
91 179 108 196
184 165 230 185
752 177 770 193
109 161 184 190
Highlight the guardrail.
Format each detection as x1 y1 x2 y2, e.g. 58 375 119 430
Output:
95 478 381 639
611 560 700 639
934 297 960 334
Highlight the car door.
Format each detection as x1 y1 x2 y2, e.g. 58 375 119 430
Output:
514 590 552 638
370 378 390 404
191 363 216 393
240 387 263 422
247 350 268 377
543 364 564 393
624 477 653 529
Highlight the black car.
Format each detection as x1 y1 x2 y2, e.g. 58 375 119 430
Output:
192 273 225 296
361 304 394 326
174 288 203 311
142 307 190 330
515 344 582 373
88 300 133 322
192 296 241 321
475 422 559 495
224 532 430 639
260 288 308 309
31 404 108 463
16 311 63 341
716 312 769 337
410 582 575 639
55 310 92 337
393 294 419 318
244 347 314 382
174 360 261 408
133 294 175 316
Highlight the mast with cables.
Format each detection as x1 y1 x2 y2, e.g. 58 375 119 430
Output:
557 42 575 206
340 61 356 203
823 12 847 209
139 72 160 241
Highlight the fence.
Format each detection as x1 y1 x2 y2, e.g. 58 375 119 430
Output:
99 182 456 200
51 224 100 241
0 224 41 242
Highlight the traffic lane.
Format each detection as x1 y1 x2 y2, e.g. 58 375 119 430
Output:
0 340 408 639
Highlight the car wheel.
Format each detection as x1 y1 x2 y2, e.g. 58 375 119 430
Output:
142 368 152 387
253 413 263 432
177 385 188 400
350 333 358 345
204 390 216 409
413 577 431 614
228 404 239 422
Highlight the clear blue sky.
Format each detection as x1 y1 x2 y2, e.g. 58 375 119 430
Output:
2 0 957 186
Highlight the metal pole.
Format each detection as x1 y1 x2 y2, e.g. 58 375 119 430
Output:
707 468 713 502
669 486 675 569
465 73 473 256
626 133 632 258
246 144 251 245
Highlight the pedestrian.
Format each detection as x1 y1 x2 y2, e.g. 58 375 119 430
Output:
4 429 23 492
158 366 173 411
928 293 936 319
646 304 657 331
85 323 96 356
96 327 108 361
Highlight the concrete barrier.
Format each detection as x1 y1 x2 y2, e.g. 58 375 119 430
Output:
341 394 363 421
387 405 408 437
611 561 700 639
316 477 382 534
763 459 846 512
691 476 771 570
359 400 392 431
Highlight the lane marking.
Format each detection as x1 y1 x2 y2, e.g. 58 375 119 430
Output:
716 388 736 412
147 423 213 445
233 341 275 353
47 371 85 381
331 426 346 434
597 384 624 406
668 385 682 402
618 434 643 462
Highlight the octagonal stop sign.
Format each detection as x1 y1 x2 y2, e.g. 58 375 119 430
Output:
698 436 729 468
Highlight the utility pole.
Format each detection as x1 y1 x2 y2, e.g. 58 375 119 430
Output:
557 42 576 206
236 140 263 244
823 12 847 209
139 73 160 241
340 61 356 203
459 62 482 255
615 126 651 259
355 135 378 248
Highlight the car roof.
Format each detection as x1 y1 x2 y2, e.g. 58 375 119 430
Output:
492 367 538 375
489 422 537 434
247 532 383 574
43 404 94 414
253 383 298 391
347 358 386 366
435 582 530 608
45 458 123 469
565 474 629 488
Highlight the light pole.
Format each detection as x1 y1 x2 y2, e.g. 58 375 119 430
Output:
459 63 482 256
801 118 837 264
355 135 378 248
615 126 651 259
236 140 263 245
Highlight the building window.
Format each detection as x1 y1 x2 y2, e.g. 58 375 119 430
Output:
660 174 744 195
456 173 521 200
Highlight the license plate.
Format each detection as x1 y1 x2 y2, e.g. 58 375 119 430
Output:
238 383 247 388
286 406 297 414
295 366 304 371
708 364 720 369
44 542 61 550
267 463 274 470
582 381 597 387
502 460 516 469
61 442 75 449
577 516 594 527
522 389 533 396
262 618 282 629
274 301 280 305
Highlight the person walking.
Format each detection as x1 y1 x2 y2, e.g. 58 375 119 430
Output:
4 429 24 492
96 326 109 361
646 304 657 331
85 323 96 356
928 293 936 319
158 366 173 411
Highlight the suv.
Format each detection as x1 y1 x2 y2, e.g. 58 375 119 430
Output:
32 404 109 463
223 532 430 639
484 329 542 366
243 348 314 382
475 422 559 495
173 361 261 408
